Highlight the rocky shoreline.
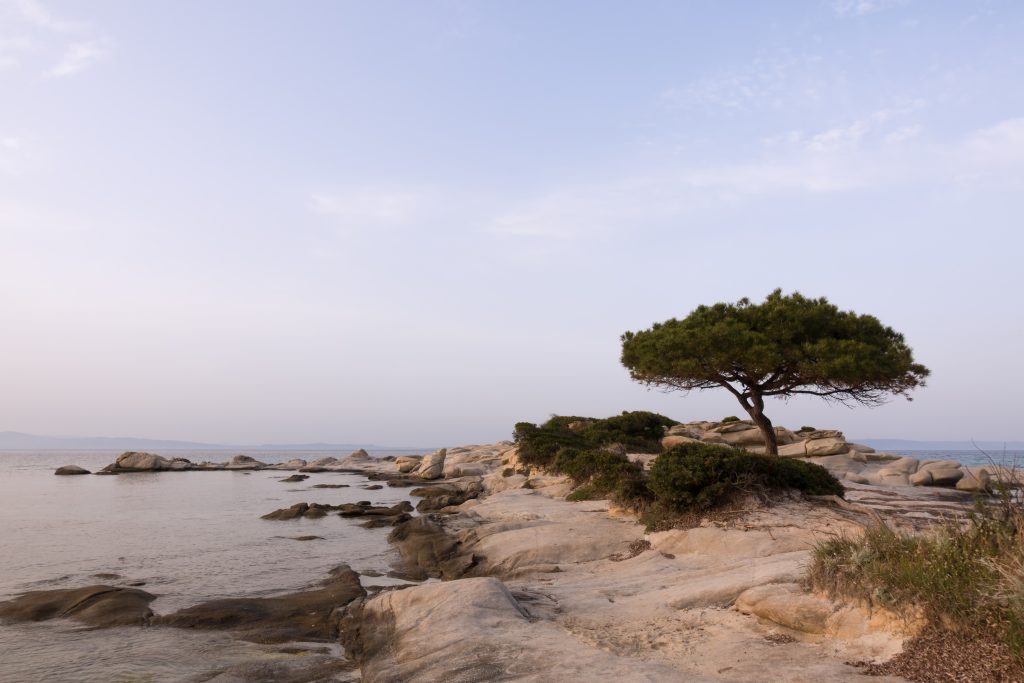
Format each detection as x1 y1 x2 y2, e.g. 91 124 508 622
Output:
14 423 1007 681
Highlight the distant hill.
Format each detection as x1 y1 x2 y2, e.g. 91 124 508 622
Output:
0 431 384 452
856 438 1024 452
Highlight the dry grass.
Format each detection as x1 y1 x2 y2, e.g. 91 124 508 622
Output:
808 489 1024 681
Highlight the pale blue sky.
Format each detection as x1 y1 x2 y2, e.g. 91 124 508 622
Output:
1 0 1022 445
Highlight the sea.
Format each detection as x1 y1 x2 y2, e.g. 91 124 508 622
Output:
0 449 425 682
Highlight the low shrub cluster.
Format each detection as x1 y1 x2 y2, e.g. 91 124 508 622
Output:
513 414 843 522
809 497 1024 674
647 442 844 512
513 411 677 468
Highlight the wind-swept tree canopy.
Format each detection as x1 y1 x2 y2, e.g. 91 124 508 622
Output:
620 289 930 455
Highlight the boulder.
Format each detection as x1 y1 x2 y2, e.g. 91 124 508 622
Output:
0 585 155 627
778 441 808 457
717 428 765 447
927 468 964 487
735 583 836 634
280 474 309 483
395 456 422 473
113 452 173 471
661 434 701 449
343 449 370 464
417 448 447 480
909 470 933 486
168 458 191 471
957 468 992 493
848 443 876 454
226 455 267 470
665 424 703 439
54 465 90 475
804 437 849 457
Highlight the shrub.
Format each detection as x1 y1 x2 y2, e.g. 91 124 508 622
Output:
809 501 1024 673
513 411 677 466
647 442 844 512
502 468 515 477
552 447 651 508
721 415 741 423
798 426 816 433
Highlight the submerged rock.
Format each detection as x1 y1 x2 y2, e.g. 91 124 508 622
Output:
155 564 364 643
0 585 155 627
54 465 90 475
279 474 309 483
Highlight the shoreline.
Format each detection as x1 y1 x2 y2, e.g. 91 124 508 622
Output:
1 434 997 681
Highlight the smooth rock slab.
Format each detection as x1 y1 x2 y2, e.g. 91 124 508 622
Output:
0 585 155 627
155 564 364 643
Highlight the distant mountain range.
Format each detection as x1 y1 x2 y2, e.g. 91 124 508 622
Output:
855 438 1024 452
0 431 400 452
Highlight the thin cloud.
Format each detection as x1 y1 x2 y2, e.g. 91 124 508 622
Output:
309 188 426 227
487 117 1024 241
14 0 85 32
833 0 908 18
44 39 107 77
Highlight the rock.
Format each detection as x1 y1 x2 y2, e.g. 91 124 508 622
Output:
718 428 765 447
290 535 324 541
0 585 155 627
417 448 447 480
262 503 308 520
927 468 964 486
268 458 308 470
226 455 267 470
359 513 412 529
395 456 422 473
735 583 836 634
113 452 173 471
362 484 383 490
957 468 992 493
311 483 349 488
661 434 702 449
804 437 849 457
156 564 364 643
340 577 685 683
778 441 808 457
280 474 309 483
847 443 876 454
338 501 413 518
309 457 340 467
54 465 90 475
168 459 191 471
343 449 370 464
665 424 703 439
919 459 963 472
387 516 475 580
909 470 933 486
298 466 328 473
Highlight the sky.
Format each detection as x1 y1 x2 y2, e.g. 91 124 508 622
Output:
1 0 1022 447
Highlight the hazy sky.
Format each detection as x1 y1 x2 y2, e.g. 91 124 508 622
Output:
1 1 1022 446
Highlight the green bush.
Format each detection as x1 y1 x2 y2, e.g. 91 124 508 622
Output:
647 442 844 512
552 447 651 508
798 425 816 433
513 411 677 467
721 415 741 423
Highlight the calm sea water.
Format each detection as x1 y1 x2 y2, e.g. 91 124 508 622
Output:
0 449 424 682
889 449 1024 468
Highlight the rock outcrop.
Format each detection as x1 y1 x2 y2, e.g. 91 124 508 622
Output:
54 465 90 475
0 585 155 627
155 564 364 643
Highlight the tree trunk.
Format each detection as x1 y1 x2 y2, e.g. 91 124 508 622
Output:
744 392 778 456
